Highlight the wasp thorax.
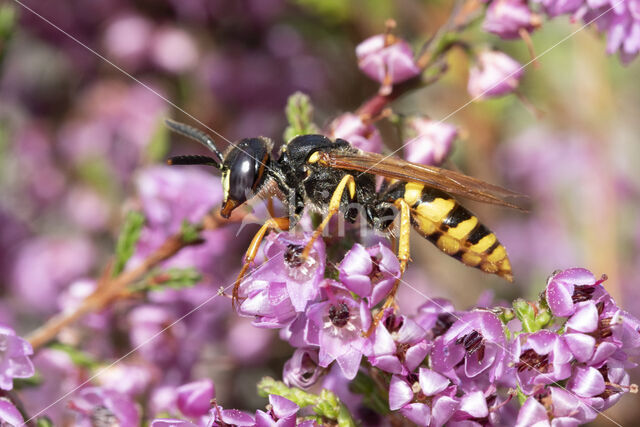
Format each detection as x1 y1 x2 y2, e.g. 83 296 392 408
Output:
220 138 271 218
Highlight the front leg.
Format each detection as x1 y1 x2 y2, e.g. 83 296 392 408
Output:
301 174 356 259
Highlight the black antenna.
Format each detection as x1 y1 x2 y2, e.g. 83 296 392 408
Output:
165 119 225 162
167 154 221 168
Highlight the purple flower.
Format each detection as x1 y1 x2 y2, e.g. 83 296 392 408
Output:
283 348 323 389
128 305 187 367
0 398 24 426
150 27 199 73
177 379 215 418
97 363 154 399
208 406 255 426
483 0 541 39
152 419 197 427
545 268 607 317
103 14 153 68
467 50 523 99
366 313 429 375
516 386 598 426
0 325 34 390
414 298 457 338
338 242 401 307
68 387 140 427
388 368 458 426
513 331 573 394
305 286 371 379
431 311 507 384
254 394 299 427
402 118 457 166
328 113 383 153
356 34 421 94
239 232 326 315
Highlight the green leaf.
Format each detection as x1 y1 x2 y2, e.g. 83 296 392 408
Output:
36 417 54 427
291 0 350 22
113 211 146 276
146 118 170 163
257 377 356 427
13 373 43 389
180 219 202 244
133 267 202 292
349 371 390 415
513 299 537 333
0 5 16 64
49 343 99 369
283 92 319 142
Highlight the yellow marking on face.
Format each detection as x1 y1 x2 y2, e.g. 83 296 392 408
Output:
487 245 507 263
470 233 497 253
416 197 455 223
447 216 478 240
436 234 460 255
307 151 320 163
222 170 230 201
462 251 482 267
403 182 424 206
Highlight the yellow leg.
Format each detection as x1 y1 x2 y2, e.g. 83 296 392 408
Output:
233 217 290 309
301 174 356 259
365 198 411 337
266 197 276 219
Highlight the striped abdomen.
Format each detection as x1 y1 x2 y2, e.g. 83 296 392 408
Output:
402 182 513 282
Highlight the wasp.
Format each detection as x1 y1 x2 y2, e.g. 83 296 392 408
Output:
165 119 525 329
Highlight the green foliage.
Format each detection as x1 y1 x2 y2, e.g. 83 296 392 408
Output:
113 211 146 276
513 298 552 333
133 267 202 292
283 92 319 142
180 219 202 244
146 118 170 163
49 342 99 369
0 4 16 64
258 377 356 427
36 417 54 427
350 371 391 415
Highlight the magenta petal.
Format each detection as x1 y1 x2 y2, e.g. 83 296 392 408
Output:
431 396 458 427
516 397 548 426
176 379 214 418
546 280 575 317
254 410 276 427
458 391 488 418
220 409 255 426
0 398 24 426
589 341 617 366
335 347 362 380
269 395 299 419
418 368 450 396
405 341 430 372
389 375 413 410
372 323 396 355
566 302 598 333
569 366 605 397
371 355 403 374
564 333 595 363
400 403 431 426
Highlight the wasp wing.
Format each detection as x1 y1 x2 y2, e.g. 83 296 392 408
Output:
323 150 528 211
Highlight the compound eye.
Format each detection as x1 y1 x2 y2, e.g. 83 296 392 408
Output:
228 151 256 204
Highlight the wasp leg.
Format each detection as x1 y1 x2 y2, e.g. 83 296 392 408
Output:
301 174 356 259
233 217 290 309
365 198 411 337
266 198 276 219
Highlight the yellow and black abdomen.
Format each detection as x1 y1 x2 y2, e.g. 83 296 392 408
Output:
402 182 513 282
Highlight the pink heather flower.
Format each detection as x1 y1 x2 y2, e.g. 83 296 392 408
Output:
599 7 640 64
254 394 299 426
96 363 154 399
176 379 215 419
304 286 371 379
0 325 34 390
414 298 457 338
366 313 429 375
516 386 598 426
209 407 255 426
150 27 199 73
513 331 573 394
544 268 608 317
483 0 541 39
239 232 326 315
68 387 140 427
388 369 458 426
431 311 507 384
338 242 401 307
283 348 323 389
103 14 153 67
537 0 585 18
151 419 197 427
467 50 523 99
403 118 457 166
356 34 421 93
0 398 24 426
128 305 187 367
329 113 383 153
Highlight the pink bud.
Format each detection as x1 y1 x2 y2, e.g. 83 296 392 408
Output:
176 378 215 418
403 118 457 166
329 113 383 153
356 35 420 90
483 0 541 39
150 27 199 73
467 51 523 99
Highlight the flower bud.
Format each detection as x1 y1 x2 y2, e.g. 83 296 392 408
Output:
283 348 323 389
468 50 523 99
329 113 383 153
483 0 541 39
176 378 215 418
403 118 457 166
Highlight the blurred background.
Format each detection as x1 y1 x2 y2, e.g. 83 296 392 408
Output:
1 0 639 424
